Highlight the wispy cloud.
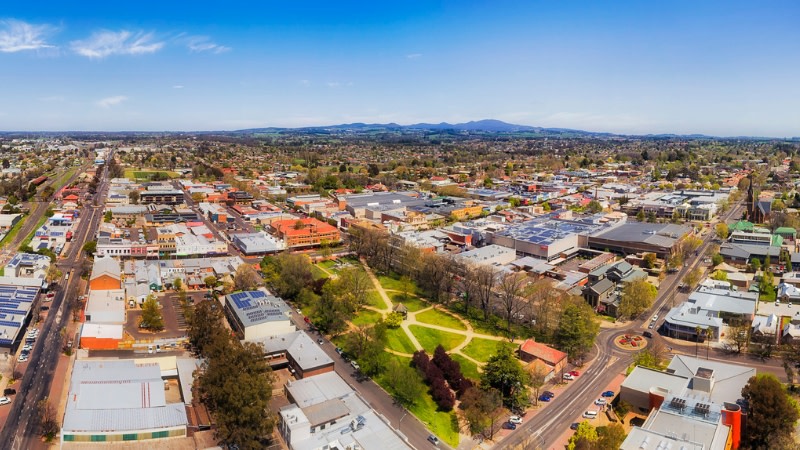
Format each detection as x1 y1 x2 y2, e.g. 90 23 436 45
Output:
0 19 55 53
71 30 163 58
406 53 422 59
96 95 128 108
326 81 341 88
172 85 184 89
185 35 230 54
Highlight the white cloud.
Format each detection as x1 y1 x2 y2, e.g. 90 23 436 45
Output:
96 95 128 108
185 36 230 54
326 81 341 88
406 53 422 59
0 19 55 53
71 30 163 58
172 85 184 89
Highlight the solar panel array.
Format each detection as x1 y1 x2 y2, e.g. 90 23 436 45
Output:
229 290 289 326
0 285 38 345
499 218 605 246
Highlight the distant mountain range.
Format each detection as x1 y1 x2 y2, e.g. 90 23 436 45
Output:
237 119 586 135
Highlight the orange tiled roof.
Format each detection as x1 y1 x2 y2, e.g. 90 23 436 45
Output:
519 339 567 365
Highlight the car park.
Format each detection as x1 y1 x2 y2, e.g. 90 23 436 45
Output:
601 390 615 397
509 415 523 424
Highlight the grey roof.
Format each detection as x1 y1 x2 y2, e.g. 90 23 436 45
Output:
667 354 756 404
226 290 291 328
255 331 333 371
497 217 606 246
592 222 692 247
589 278 614 295
285 371 353 408
176 358 202 405
342 191 422 208
719 242 781 260
63 360 187 433
303 398 350 427
622 366 689 396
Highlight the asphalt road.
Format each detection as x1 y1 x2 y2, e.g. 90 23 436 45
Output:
287 312 436 450
499 201 747 449
0 155 111 449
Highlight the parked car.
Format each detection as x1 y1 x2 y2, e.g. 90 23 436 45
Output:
503 421 517 430
601 390 615 397
0 397 10 406
569 370 580 377
427 434 440 446
543 390 555 398
570 422 580 430
22 344 32 352
3 388 15 396
595 398 607 406
335 347 343 355
538 394 552 402
350 360 360 371
40 306 49 311
563 373 575 381
509 415 523 425
17 355 27 363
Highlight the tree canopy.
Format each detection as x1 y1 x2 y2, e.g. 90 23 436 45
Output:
618 279 658 320
740 373 799 449
555 302 600 361
480 344 530 409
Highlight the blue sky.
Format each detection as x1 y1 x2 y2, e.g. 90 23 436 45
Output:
0 1 798 136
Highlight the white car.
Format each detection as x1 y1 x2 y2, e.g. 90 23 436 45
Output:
563 373 575 381
595 398 607 406
509 415 523 425
17 355 28 363
22 344 32 352
0 397 11 406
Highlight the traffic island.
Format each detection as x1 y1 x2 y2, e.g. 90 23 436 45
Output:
614 333 648 351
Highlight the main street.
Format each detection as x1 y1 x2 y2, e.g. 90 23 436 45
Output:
500 200 745 449
0 156 111 450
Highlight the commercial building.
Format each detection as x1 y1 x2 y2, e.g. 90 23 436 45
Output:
0 284 39 351
254 331 334 379
224 290 295 341
488 216 607 261
61 360 188 443
231 232 285 255
279 371 411 450
139 189 184 205
620 355 753 450
517 339 567 381
661 286 757 342
588 222 693 258
270 218 341 249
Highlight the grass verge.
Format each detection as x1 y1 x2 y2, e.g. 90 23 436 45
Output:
450 353 481 380
386 327 417 354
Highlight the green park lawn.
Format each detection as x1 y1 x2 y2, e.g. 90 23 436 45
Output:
123 169 179 180
409 325 465 353
385 327 417 354
415 309 467 331
310 265 329 280
364 290 385 308
377 273 418 294
450 353 481 381
376 355 460 447
389 293 427 312
461 338 501 363
352 309 382 327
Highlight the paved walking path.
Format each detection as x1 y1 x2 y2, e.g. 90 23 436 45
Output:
358 258 522 374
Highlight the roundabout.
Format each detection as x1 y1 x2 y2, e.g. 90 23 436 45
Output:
613 333 648 351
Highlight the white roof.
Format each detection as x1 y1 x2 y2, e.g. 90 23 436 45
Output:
80 323 123 340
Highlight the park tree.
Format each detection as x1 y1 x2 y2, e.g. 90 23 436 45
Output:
618 279 658 320
481 344 530 409
384 358 426 408
586 200 603 213
311 282 355 335
740 373 799 449
528 363 549 405
234 264 262 292
38 397 59 442
261 253 314 299
715 222 729 240
337 267 371 307
140 295 164 331
555 302 600 361
726 321 750 354
343 321 388 376
460 387 505 440
498 271 528 332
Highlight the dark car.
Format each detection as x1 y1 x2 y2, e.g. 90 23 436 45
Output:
502 421 517 430
427 434 440 446
602 390 615 397
40 306 49 311
643 331 653 338
570 422 580 430
3 388 15 396
542 391 555 398
538 394 552 402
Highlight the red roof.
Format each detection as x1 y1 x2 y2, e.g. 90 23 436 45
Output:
519 339 567 365
272 218 339 237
